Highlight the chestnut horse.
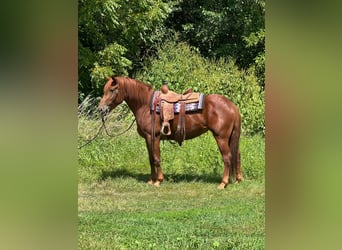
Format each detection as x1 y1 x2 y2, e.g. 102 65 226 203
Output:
98 76 242 189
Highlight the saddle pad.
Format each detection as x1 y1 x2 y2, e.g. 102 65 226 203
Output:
150 91 206 113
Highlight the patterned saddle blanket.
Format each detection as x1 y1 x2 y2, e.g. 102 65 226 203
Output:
150 91 206 113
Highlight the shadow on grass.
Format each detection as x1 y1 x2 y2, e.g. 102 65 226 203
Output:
100 169 222 184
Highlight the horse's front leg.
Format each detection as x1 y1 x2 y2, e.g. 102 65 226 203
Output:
145 136 164 186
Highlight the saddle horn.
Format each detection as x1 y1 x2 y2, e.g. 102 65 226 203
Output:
161 80 169 94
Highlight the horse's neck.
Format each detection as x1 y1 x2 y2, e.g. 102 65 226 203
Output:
123 83 152 115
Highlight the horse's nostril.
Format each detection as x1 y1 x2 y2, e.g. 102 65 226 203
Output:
98 106 109 116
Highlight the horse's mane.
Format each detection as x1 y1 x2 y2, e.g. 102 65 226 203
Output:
114 76 153 104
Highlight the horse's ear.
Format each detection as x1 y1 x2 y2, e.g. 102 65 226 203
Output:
111 76 118 86
105 75 111 81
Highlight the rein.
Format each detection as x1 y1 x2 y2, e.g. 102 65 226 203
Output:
78 116 135 149
78 121 105 149
102 116 136 138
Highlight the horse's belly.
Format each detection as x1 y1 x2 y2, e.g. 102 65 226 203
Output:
184 126 208 139
170 120 208 140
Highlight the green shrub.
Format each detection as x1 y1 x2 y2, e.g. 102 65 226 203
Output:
137 40 264 135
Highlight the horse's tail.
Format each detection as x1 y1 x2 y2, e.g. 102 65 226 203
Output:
229 111 241 182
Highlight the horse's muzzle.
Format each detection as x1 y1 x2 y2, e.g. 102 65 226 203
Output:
98 105 110 117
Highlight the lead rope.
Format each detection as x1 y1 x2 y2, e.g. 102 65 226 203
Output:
102 116 136 138
78 116 135 149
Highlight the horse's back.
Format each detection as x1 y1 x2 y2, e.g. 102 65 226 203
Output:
205 94 240 117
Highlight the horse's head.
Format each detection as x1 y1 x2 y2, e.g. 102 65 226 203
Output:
98 76 125 117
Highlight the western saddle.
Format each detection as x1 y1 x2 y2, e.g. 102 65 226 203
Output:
153 81 200 145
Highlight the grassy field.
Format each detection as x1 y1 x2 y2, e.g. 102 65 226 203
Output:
78 116 265 249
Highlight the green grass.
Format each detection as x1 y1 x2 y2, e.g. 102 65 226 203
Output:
79 179 264 250
78 117 265 249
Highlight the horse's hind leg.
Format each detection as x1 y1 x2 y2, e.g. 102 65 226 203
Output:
145 136 164 187
236 151 243 182
214 136 232 189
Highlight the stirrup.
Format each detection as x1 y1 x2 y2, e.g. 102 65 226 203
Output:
161 122 171 136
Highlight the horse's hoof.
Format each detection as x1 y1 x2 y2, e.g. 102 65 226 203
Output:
147 179 154 185
217 182 227 189
236 176 243 183
153 181 161 187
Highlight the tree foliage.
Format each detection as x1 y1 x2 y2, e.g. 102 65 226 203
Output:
78 0 174 100
166 0 265 87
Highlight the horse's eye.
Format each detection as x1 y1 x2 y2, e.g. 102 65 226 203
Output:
109 88 118 95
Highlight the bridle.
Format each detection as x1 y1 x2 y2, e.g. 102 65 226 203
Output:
78 83 134 149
